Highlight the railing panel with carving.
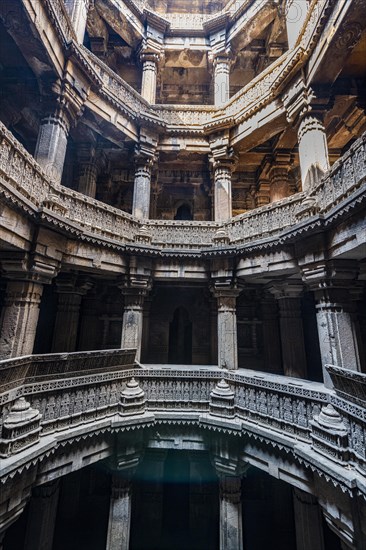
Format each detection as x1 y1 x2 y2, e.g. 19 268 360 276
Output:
1 122 366 252
1 353 366 482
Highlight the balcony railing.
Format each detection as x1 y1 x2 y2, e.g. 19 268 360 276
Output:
1 351 365 488
1 121 365 254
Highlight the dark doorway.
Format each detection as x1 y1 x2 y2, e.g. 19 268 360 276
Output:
174 204 193 220
168 307 193 364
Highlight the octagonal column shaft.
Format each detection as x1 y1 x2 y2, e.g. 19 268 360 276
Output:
214 162 234 222
298 115 329 190
214 288 241 370
132 162 152 219
35 114 70 184
293 489 325 550
121 290 148 361
141 55 159 104
0 280 43 360
106 476 132 550
214 56 230 107
219 476 243 550
24 480 60 550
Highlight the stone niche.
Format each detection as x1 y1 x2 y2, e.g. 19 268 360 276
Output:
144 286 215 364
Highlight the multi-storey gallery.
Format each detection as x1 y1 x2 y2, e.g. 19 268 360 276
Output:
0 0 366 548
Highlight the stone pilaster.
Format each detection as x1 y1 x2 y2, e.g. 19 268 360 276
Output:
269 152 292 202
256 176 270 207
213 55 231 107
106 475 132 550
285 0 310 49
51 274 93 353
261 295 283 374
24 480 60 550
269 284 307 378
0 280 44 360
65 0 90 43
293 488 325 550
120 289 148 361
213 287 241 370
219 475 243 550
298 114 329 190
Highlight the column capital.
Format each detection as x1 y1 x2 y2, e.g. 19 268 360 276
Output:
301 259 359 291
135 131 158 167
54 273 93 296
0 251 60 284
282 78 327 127
268 282 304 300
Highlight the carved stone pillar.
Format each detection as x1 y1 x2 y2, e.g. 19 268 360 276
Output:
35 113 71 184
314 286 361 387
0 280 44 360
214 55 230 106
106 475 132 550
256 176 270 207
24 480 60 550
261 295 283 373
298 114 329 191
302 261 362 387
213 288 241 370
121 289 148 361
293 488 325 550
219 475 243 550
270 284 307 378
132 161 153 220
269 152 292 202
76 141 98 198
212 159 236 222
51 275 93 353
285 0 310 49
65 0 90 43
140 53 159 104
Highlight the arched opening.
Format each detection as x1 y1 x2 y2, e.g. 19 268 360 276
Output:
168 306 192 364
174 204 193 220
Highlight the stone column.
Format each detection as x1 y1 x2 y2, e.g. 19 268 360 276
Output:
213 160 235 222
270 284 307 378
76 141 98 198
298 114 329 191
65 0 90 43
269 152 292 202
35 113 71 184
285 0 310 49
106 475 132 550
121 289 148 361
140 53 159 104
51 275 93 353
0 280 43 360
293 488 325 550
132 161 153 219
219 475 243 550
314 286 361 387
213 288 241 370
261 295 283 373
214 55 230 107
24 480 60 550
